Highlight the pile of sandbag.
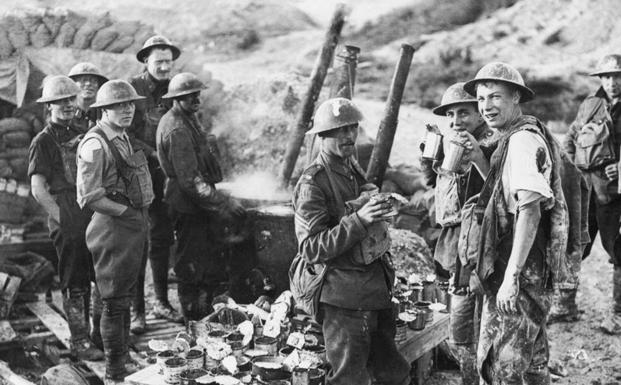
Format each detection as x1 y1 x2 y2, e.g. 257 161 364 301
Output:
0 8 155 60
0 117 36 181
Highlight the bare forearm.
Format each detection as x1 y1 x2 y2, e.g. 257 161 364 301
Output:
87 197 129 216
504 202 541 283
31 175 60 222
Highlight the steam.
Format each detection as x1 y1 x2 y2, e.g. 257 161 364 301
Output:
218 172 290 201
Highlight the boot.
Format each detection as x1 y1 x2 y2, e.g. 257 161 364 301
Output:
548 288 580 324
600 266 621 335
102 298 129 381
151 299 184 323
457 345 479 385
130 308 146 335
90 283 103 350
123 308 142 375
178 282 200 324
63 288 104 361
130 247 147 335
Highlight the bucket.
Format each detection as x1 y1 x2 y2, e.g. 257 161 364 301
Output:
408 312 426 331
185 349 204 370
157 350 176 375
254 336 278 356
164 357 188 384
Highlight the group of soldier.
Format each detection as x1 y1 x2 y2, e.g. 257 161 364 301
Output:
292 55 621 385
28 35 242 383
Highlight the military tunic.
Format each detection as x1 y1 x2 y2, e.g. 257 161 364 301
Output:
293 151 410 385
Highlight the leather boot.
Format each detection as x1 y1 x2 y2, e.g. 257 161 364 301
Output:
457 345 479 385
548 288 579 324
64 288 104 361
90 283 103 350
102 298 129 381
178 282 200 324
600 266 621 335
123 307 142 374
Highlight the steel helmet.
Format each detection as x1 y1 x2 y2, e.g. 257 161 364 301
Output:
432 82 477 116
68 62 109 85
589 54 621 77
306 98 364 135
136 35 181 62
90 80 145 108
36 75 80 103
464 62 535 103
162 72 207 99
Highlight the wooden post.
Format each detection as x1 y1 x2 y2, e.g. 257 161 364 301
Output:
365 44 415 187
330 45 361 99
278 4 348 188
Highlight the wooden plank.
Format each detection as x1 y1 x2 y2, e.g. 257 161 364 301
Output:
10 316 41 331
25 302 71 349
0 360 37 385
397 310 450 363
83 360 105 380
20 331 55 347
125 364 168 385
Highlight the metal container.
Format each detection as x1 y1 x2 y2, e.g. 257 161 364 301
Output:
254 336 279 356
185 349 204 370
157 350 176 375
408 311 426 331
435 281 451 313
409 284 424 303
164 357 188 384
251 356 289 381
422 131 443 160
413 301 433 323
441 140 467 172
292 367 326 385
178 369 208 385
422 280 437 302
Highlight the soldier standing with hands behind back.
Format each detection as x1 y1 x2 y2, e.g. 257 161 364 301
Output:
129 35 184 333
562 54 621 333
292 98 410 385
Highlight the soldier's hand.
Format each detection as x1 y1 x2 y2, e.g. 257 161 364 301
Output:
425 123 441 134
605 163 618 180
456 130 483 164
357 196 393 227
496 277 520 316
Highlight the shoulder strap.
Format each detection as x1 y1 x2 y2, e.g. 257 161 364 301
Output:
91 127 128 172
317 153 346 219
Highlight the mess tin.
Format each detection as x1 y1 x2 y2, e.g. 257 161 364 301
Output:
422 131 444 160
441 140 467 173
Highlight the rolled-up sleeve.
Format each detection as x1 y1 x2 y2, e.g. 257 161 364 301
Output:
76 137 106 208
293 180 367 264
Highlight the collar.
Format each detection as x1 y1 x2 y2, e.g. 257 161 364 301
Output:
49 121 71 132
97 120 128 141
142 71 169 92
320 150 355 177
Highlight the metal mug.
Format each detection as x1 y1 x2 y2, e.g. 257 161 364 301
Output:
422 131 443 160
441 140 467 172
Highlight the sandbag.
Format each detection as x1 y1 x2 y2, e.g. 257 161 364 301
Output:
8 157 28 180
0 26 13 59
3 131 31 149
0 118 31 136
0 160 10 178
90 25 118 51
124 24 155 54
3 15 29 49
30 23 52 48
73 13 112 49
0 147 29 160
54 23 77 47
106 20 140 52
42 9 66 39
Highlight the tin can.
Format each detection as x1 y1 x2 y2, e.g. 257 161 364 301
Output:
441 140 467 172
422 131 443 160
163 357 187 384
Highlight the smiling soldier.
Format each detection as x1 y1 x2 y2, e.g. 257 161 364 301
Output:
68 62 108 133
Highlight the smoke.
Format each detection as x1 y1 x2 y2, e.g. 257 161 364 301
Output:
218 171 290 201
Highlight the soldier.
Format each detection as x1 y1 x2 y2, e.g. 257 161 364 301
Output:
128 35 183 333
76 80 152 384
28 76 104 361
463 62 569 384
156 72 244 322
562 54 621 333
420 82 496 385
292 98 410 385
68 62 108 133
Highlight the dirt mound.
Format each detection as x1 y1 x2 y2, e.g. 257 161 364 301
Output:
389 228 435 279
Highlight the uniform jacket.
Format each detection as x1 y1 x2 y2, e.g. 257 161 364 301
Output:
562 87 621 204
72 107 97 134
156 103 226 214
129 71 172 156
293 151 393 310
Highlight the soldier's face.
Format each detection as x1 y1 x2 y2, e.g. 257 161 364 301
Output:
48 97 77 123
600 73 621 100
321 123 358 158
177 92 201 114
445 103 484 134
104 102 136 129
476 81 521 129
73 75 100 100
146 48 174 81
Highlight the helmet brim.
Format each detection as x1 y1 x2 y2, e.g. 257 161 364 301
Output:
136 44 181 63
36 93 78 104
90 95 146 109
306 122 358 135
463 78 535 103
432 100 477 116
162 86 206 99
69 73 109 85
589 70 621 77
